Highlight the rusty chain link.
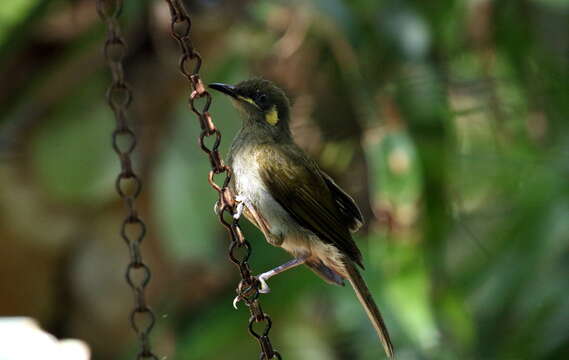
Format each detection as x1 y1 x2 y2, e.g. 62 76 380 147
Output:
163 1 281 359
96 1 158 359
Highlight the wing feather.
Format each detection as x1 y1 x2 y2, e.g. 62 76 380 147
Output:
258 145 363 266
320 171 364 232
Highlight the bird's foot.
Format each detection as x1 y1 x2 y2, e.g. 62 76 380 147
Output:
233 195 248 220
231 274 270 310
257 273 271 294
215 195 248 219
231 257 308 309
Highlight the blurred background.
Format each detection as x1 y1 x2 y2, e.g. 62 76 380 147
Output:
1 0 569 359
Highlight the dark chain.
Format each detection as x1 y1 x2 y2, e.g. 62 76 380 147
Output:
96 1 158 359
163 1 281 359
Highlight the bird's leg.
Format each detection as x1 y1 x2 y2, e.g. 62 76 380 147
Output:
232 256 308 309
256 256 308 294
233 194 281 246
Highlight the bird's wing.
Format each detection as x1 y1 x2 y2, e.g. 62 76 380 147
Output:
258 145 363 267
320 171 364 232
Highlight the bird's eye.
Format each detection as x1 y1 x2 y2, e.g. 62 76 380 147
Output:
255 93 269 109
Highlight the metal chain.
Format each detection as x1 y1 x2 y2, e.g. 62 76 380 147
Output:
96 1 158 359
163 1 281 359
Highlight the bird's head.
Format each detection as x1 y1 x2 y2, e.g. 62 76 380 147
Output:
209 78 291 139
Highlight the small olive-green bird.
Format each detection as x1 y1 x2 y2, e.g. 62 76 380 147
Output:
210 78 394 358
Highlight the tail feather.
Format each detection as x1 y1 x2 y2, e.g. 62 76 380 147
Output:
306 260 345 286
344 260 394 358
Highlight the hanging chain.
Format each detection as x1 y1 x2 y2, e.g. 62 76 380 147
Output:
96 1 158 359
163 1 281 359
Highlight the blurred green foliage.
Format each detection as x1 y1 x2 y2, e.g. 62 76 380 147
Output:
1 0 568 359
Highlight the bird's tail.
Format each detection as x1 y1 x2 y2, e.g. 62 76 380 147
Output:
344 260 394 359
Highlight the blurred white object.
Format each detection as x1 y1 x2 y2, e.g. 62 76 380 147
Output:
0 317 90 360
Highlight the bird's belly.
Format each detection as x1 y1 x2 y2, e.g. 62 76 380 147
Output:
232 153 345 269
232 155 301 240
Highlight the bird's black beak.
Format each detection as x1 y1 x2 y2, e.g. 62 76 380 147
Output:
209 83 237 98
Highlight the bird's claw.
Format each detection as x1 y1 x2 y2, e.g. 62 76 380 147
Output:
233 195 247 220
231 275 271 310
257 275 271 294
232 295 241 310
215 195 245 218
234 202 244 220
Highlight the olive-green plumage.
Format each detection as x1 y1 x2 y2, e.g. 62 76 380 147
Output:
258 143 364 266
209 78 394 358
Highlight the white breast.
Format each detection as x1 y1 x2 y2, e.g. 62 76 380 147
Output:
231 148 345 268
232 151 295 238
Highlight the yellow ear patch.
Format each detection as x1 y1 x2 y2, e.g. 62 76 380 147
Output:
265 106 279 125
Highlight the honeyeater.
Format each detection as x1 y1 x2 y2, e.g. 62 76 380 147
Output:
209 78 394 358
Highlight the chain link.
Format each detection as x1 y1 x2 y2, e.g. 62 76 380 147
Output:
163 1 281 358
97 1 158 359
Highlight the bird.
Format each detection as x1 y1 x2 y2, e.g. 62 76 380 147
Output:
209 78 394 358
